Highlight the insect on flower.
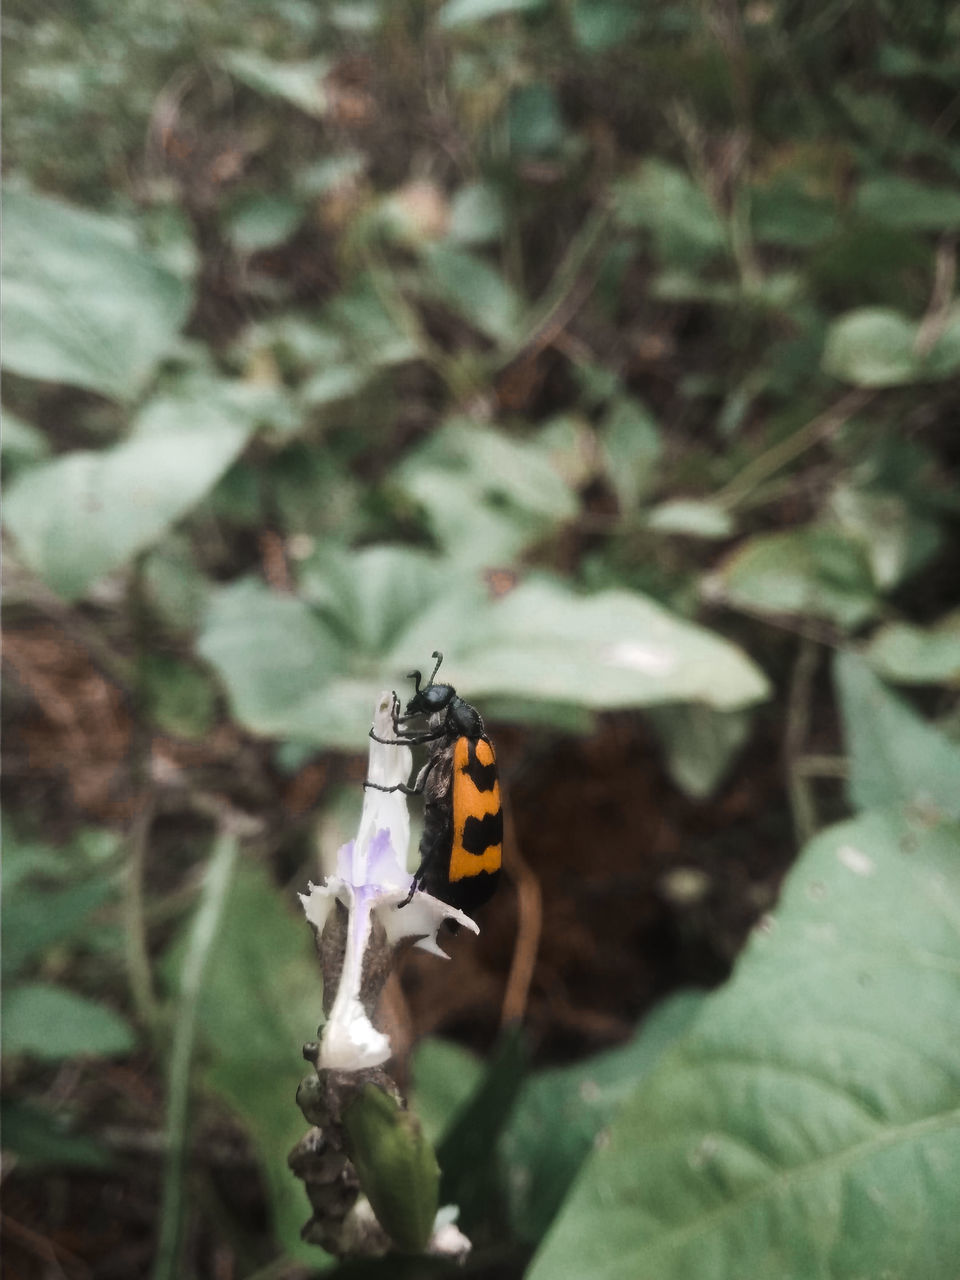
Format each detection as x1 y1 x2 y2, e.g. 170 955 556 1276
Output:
365 652 502 917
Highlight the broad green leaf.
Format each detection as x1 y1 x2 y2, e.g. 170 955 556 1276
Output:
324 275 419 369
141 537 210 633
2 877 113 976
438 578 770 712
509 84 565 155
528 809 960 1280
2 188 191 400
448 183 504 245
437 0 544 28
862 614 960 686
199 552 486 749
421 245 524 344
299 545 448 657
141 654 217 739
1 408 50 465
750 179 837 247
437 1028 528 1233
647 500 733 540
822 306 960 387
0 1100 111 1169
613 160 727 267
856 176 960 231
571 0 641 52
172 862 323 1264
223 194 303 253
300 363 371 408
709 527 878 630
221 50 329 118
834 652 960 819
398 419 577 568
3 381 268 600
502 992 706 1243
409 1038 484 1149
600 396 662 511
645 704 751 798
829 485 941 591
3 983 135 1060
197 577 350 743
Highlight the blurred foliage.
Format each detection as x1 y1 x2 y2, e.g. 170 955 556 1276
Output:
3 0 960 1277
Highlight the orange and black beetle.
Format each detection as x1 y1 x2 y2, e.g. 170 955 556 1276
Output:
367 651 502 915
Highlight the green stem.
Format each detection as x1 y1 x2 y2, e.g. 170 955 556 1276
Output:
124 798 159 1031
715 389 872 511
785 638 820 849
152 830 240 1280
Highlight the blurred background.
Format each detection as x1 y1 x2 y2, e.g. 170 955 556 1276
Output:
3 1 960 1277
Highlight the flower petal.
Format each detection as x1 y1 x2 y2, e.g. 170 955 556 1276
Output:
379 889 478 957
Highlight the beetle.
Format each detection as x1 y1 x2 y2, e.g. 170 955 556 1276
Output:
365 651 502 915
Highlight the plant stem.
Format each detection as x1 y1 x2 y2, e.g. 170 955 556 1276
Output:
785 638 820 848
124 797 159 1031
714 389 873 511
152 830 240 1280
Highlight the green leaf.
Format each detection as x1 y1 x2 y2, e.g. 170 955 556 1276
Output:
502 992 706 1243
409 1038 485 1149
443 578 770 712
750 179 837 248
856 176 960 231
398 419 577 568
437 0 544 28
3 983 135 1060
647 500 733 540
1 1100 112 1170
600 396 662 511
300 545 449 657
438 1027 528 1233
3 381 266 601
528 809 960 1280
613 160 727 267
834 652 960 819
862 613 960 686
197 577 350 744
421 245 524 344
822 306 960 387
2 877 113 976
829 485 941 591
709 527 878 630
571 0 641 52
2 188 191 400
168 862 322 1263
141 537 210 633
645 704 751 798
1 408 50 465
448 183 504 245
343 1085 440 1254
509 84 565 156
142 654 217 739
223 194 303 253
221 50 329 118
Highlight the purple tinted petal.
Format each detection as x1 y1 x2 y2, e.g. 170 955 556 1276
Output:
365 827 408 887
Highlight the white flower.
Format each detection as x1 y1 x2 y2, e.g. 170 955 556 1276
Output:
299 692 478 1071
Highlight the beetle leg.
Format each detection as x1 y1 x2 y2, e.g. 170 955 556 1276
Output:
363 754 438 794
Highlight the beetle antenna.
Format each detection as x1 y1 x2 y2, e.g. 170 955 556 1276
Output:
427 651 444 686
406 669 422 693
